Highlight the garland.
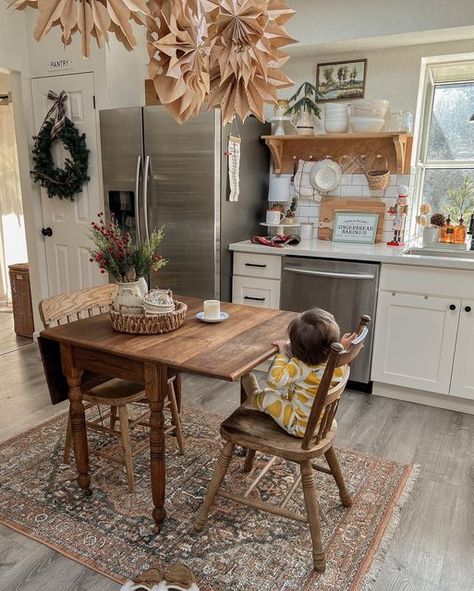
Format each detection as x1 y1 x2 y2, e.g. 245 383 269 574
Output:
31 118 90 200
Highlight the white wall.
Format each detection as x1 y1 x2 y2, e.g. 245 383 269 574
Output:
283 38 474 116
287 0 474 51
0 5 28 73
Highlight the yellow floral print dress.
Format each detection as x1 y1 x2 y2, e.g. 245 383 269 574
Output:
242 353 345 438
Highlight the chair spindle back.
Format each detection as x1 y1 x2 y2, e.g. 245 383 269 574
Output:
39 284 117 328
301 314 371 450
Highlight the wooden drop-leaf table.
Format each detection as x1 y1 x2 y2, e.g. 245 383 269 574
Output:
39 296 296 529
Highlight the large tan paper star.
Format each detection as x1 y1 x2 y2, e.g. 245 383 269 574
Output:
10 0 149 58
147 0 210 123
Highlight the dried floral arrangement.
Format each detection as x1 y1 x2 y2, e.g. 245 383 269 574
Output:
89 213 166 282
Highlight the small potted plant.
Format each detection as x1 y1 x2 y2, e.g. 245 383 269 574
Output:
89 213 167 314
285 82 321 135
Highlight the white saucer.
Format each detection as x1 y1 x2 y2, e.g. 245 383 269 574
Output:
196 311 229 323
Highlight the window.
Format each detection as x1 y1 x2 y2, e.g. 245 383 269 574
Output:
414 56 474 232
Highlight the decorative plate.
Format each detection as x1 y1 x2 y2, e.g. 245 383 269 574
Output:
309 158 343 194
196 311 229 323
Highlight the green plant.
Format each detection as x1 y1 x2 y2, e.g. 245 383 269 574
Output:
89 213 167 282
443 177 474 221
285 82 321 118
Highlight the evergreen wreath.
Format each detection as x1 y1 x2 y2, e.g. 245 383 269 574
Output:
31 118 90 200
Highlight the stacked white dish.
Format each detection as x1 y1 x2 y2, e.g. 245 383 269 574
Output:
324 103 349 134
349 99 389 133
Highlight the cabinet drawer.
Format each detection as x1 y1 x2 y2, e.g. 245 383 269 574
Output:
234 252 282 280
232 276 280 309
380 264 474 299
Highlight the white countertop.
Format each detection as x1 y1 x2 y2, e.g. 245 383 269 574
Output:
229 239 474 270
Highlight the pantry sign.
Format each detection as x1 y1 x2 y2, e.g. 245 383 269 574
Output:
333 212 379 244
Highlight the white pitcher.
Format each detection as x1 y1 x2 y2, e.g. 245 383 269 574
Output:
113 279 147 315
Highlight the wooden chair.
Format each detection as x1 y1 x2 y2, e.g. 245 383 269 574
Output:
39 284 185 493
194 315 370 573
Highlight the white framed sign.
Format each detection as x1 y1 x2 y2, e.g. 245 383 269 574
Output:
333 212 379 244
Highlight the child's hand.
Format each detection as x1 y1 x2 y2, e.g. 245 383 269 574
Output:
341 332 358 349
273 339 292 357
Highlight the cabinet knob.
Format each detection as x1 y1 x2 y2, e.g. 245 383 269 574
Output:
449 304 456 311
465 306 472 313
41 227 53 237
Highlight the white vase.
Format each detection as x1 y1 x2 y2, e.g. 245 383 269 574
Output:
295 112 315 135
113 280 147 314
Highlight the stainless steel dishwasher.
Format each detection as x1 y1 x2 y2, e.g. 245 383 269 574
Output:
281 257 380 387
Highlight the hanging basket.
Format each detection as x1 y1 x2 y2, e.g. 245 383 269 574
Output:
365 154 390 190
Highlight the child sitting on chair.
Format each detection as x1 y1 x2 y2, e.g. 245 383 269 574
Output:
241 308 357 438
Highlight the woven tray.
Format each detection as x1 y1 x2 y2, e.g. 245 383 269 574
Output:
110 300 187 335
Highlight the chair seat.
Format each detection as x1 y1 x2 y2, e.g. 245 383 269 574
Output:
220 403 337 462
84 379 145 406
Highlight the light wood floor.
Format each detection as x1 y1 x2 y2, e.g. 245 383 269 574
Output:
1 312 473 590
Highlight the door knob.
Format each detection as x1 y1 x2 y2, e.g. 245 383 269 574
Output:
449 304 456 311
465 306 472 313
41 227 53 237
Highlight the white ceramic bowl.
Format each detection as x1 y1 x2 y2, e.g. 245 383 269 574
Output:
350 116 385 133
350 99 389 119
325 114 349 122
325 121 349 134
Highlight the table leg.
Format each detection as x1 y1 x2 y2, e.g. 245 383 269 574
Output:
60 344 90 493
173 371 182 413
145 362 167 530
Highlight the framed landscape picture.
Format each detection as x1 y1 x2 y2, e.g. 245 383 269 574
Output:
316 59 367 102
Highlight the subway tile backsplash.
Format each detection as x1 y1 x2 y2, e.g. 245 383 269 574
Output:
293 174 412 239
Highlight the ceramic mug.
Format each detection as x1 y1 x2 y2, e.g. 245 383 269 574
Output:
266 209 285 225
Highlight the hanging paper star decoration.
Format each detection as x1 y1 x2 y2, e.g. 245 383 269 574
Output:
9 0 150 58
204 0 296 124
147 0 210 123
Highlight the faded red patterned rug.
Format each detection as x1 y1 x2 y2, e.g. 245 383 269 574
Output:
0 408 417 590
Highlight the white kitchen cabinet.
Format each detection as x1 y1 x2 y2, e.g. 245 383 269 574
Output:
232 252 281 309
451 301 474 400
233 252 282 280
232 276 280 309
372 291 461 394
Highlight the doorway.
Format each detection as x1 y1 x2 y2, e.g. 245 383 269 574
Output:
0 72 30 350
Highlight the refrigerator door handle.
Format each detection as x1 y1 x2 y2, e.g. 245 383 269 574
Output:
143 155 151 241
134 155 142 242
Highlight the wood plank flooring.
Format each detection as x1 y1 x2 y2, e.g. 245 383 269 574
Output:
0 313 473 590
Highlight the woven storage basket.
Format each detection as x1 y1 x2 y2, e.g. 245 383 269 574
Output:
366 154 390 190
110 300 187 335
9 263 34 338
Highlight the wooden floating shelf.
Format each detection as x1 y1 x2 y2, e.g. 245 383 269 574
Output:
262 133 413 175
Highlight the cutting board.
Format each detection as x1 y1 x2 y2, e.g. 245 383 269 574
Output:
318 197 387 242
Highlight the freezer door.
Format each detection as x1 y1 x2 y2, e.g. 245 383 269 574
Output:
281 257 380 384
144 107 219 299
99 107 144 240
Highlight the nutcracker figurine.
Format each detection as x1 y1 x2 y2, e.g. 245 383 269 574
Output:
387 185 409 246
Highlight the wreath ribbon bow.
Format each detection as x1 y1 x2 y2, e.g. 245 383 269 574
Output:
41 90 68 139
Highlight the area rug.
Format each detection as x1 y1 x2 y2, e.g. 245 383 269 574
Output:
0 407 418 591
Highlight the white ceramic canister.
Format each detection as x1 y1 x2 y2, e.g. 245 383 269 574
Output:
113 280 147 314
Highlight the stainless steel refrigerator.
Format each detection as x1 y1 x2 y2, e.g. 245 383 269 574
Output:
99 107 270 301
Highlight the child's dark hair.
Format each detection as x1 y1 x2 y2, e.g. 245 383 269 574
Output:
288 308 340 365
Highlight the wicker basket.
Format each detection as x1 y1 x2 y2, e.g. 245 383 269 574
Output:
110 300 187 335
365 154 390 190
9 263 34 338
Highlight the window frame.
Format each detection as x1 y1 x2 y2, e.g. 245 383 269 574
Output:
411 53 474 238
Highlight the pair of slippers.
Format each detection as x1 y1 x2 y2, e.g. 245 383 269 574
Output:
120 564 199 591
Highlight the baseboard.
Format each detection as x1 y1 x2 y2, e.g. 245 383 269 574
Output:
373 382 474 415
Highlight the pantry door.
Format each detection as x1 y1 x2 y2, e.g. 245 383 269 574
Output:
31 73 105 296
